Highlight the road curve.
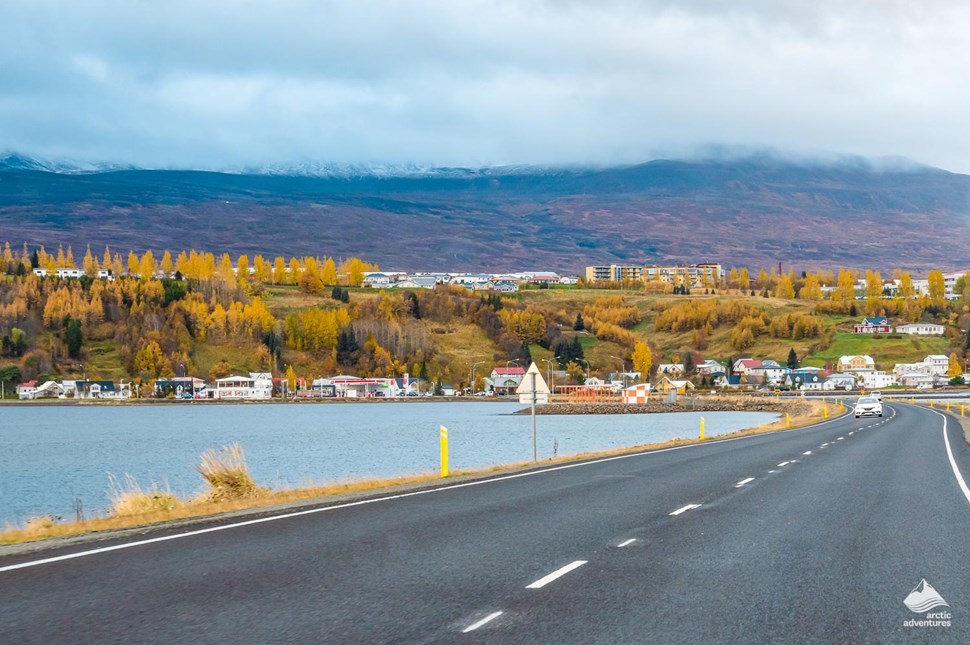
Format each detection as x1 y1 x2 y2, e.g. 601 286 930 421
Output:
2 403 970 643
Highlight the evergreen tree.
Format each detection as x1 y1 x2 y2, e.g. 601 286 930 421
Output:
787 347 799 370
336 330 359 364
30 250 39 269
65 317 83 359
574 313 585 331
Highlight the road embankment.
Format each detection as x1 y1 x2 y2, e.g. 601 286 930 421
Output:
522 396 823 416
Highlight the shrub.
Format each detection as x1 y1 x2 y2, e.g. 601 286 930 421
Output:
196 443 262 501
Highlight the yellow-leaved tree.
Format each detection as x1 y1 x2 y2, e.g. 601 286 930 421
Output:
948 353 962 379
631 341 652 383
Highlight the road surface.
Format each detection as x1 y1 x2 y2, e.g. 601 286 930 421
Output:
2 403 969 643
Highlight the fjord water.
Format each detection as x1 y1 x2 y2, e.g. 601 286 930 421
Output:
0 402 776 524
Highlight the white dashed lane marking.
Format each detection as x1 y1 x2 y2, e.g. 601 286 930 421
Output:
669 504 702 516
462 612 503 633
735 478 755 488
526 561 588 589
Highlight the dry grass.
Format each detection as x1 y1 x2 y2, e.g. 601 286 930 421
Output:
0 405 844 546
195 443 262 501
108 474 182 516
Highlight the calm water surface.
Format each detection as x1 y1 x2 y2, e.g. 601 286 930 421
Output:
0 402 776 524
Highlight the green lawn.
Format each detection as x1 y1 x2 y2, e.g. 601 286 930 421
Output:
803 332 953 371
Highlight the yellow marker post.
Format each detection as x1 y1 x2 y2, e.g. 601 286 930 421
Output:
439 425 449 478
962 405 966 417
786 413 791 428
823 406 828 419
699 416 706 440
911 397 915 404
947 402 951 412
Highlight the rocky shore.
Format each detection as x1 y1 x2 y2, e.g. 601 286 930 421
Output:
518 397 819 415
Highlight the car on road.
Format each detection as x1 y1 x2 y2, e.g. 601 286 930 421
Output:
854 396 883 418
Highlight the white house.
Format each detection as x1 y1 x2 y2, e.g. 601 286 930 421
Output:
214 373 273 399
923 355 950 376
858 371 897 389
896 323 945 336
823 374 857 390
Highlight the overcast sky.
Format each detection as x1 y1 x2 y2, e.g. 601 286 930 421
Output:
3 0 970 171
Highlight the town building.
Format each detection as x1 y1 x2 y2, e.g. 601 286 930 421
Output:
837 355 876 372
895 323 945 336
853 317 892 333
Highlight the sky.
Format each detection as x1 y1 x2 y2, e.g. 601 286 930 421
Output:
3 0 970 171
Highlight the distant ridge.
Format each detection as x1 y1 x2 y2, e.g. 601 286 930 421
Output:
1 152 968 273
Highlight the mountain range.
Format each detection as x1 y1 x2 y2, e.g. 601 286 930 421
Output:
1 152 968 273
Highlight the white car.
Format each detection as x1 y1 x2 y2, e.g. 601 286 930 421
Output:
854 396 883 418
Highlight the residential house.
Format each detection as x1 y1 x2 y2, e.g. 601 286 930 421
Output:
16 380 38 399
213 373 273 400
858 371 897 389
896 323 945 336
695 360 724 375
55 267 83 279
153 377 207 398
487 367 526 394
853 317 892 333
746 359 788 384
364 272 407 288
74 380 128 399
489 280 519 293
657 363 684 376
732 359 763 375
923 355 950 376
395 275 438 289
837 355 875 372
655 377 696 394
823 374 857 390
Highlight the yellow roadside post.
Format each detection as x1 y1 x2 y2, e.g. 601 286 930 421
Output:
823 405 829 419
947 402 951 412
911 397 915 404
962 405 966 417
700 417 706 440
440 425 449 477
786 413 791 428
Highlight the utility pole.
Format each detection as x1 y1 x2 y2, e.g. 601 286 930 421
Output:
531 370 537 462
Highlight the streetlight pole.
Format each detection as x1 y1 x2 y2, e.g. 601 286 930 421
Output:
470 361 483 396
541 358 557 396
505 358 521 396
610 355 627 389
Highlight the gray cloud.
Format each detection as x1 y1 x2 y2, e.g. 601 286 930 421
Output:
2 0 969 170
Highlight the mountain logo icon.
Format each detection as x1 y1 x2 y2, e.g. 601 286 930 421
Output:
904 579 950 614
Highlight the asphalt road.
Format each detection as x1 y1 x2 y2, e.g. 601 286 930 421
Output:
2 403 970 643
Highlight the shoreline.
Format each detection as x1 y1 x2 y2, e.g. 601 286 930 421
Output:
0 400 840 550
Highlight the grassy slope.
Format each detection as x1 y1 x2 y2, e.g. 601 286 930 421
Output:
45 285 961 384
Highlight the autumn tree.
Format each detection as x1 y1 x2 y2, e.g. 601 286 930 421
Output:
133 340 174 378
928 270 946 307
631 341 652 382
774 274 795 299
948 352 962 379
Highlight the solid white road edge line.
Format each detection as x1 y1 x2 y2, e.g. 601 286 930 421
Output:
0 412 854 574
735 477 755 488
617 538 636 547
927 408 970 506
462 611 503 633
669 503 701 516
526 561 587 589
803 451 812 455
777 461 789 467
